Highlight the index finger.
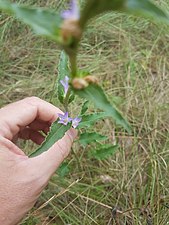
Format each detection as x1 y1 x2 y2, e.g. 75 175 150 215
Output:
0 97 62 140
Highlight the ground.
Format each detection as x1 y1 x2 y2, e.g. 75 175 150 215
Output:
0 0 169 224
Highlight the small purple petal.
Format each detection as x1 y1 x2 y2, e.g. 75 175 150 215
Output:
61 10 72 20
74 117 81 123
61 0 80 20
64 111 69 118
58 120 68 125
60 76 69 97
60 80 65 87
65 76 69 82
58 112 72 126
72 117 81 128
58 113 65 119
71 0 80 19
68 118 72 122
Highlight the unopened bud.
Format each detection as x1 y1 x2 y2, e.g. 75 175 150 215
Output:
72 78 89 90
61 19 82 44
84 75 99 84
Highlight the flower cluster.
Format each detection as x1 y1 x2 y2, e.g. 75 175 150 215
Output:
58 112 81 128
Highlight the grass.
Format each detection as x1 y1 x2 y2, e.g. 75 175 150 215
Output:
1 0 169 224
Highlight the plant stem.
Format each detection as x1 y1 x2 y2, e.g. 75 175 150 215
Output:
69 54 77 78
63 87 71 111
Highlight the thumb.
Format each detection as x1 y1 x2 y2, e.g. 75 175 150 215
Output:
29 128 77 178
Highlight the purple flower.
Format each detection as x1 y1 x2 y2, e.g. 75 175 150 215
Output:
71 117 81 128
60 76 69 97
58 111 81 128
61 0 80 20
58 112 72 126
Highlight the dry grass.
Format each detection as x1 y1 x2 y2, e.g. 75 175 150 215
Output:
0 0 169 224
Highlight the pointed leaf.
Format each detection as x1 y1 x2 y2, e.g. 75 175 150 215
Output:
29 119 71 157
68 93 75 104
79 132 108 146
89 144 119 160
80 0 169 29
126 0 169 23
80 0 124 28
74 84 131 133
78 112 107 128
0 0 63 42
80 100 89 115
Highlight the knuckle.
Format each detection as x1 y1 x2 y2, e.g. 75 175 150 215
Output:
24 96 41 103
57 141 70 160
66 130 75 143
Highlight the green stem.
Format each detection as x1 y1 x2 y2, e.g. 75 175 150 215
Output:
69 54 77 78
63 87 71 111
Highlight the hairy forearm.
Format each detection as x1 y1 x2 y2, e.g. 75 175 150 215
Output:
0 189 37 225
0 185 27 225
0 208 22 225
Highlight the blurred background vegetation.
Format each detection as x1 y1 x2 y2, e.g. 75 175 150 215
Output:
0 0 169 224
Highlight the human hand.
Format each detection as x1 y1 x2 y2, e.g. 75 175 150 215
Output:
0 97 77 225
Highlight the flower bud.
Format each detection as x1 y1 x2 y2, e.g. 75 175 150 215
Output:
84 75 99 84
61 19 82 44
72 78 89 90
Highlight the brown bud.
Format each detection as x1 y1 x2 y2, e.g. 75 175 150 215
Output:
84 75 99 84
61 19 82 44
72 78 89 90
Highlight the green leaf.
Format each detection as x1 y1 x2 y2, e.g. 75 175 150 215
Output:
0 0 11 10
79 132 108 146
80 100 89 115
74 84 131 133
0 0 63 42
29 119 71 157
78 112 107 128
80 0 169 29
57 162 70 177
125 0 169 23
80 0 124 28
89 144 119 160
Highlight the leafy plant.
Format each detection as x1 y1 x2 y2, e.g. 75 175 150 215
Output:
0 0 168 162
